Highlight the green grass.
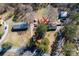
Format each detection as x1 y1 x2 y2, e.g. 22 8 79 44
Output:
0 25 4 38
4 12 13 21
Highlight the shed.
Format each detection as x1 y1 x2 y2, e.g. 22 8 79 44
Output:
12 22 29 31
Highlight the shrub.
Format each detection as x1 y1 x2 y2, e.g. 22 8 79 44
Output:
37 37 50 53
2 42 12 48
63 42 75 56
35 24 47 39
5 12 13 21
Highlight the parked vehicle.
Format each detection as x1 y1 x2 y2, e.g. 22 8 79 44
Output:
47 23 57 31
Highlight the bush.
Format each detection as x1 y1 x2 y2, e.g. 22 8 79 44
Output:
62 24 77 42
5 12 13 21
70 13 79 25
35 24 47 39
37 38 50 53
2 42 12 48
29 37 49 53
28 39 36 48
63 42 75 56
32 4 49 11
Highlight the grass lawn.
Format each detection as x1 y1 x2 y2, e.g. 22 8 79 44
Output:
3 29 31 48
5 8 47 48
35 8 46 19
45 31 56 53
2 16 31 48
0 25 4 38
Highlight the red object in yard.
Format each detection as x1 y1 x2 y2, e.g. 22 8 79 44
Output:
39 16 49 24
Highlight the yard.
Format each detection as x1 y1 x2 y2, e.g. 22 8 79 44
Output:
1 5 59 55
1 13 31 48
35 6 58 53
45 31 56 53
0 25 4 38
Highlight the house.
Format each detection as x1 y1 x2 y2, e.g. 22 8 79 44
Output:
12 22 29 31
47 23 57 31
58 10 68 20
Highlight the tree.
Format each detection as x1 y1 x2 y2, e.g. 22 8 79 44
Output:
32 4 49 11
63 42 75 56
28 39 36 48
35 24 47 39
2 42 12 48
62 24 77 42
37 38 50 53
70 13 79 25
28 37 49 54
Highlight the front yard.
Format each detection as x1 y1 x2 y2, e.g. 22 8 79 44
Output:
2 13 31 48
1 6 58 55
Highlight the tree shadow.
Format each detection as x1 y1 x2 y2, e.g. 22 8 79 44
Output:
0 46 12 56
16 36 45 56
11 28 28 32
16 37 37 56
16 45 36 56
50 32 62 56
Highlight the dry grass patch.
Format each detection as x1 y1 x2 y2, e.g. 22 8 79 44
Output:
35 8 46 19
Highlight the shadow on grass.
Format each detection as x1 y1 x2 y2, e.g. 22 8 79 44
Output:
16 45 36 56
16 37 44 56
50 32 62 56
16 37 36 56
0 46 12 56
11 28 28 32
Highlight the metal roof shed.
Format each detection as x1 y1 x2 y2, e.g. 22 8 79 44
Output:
12 22 29 31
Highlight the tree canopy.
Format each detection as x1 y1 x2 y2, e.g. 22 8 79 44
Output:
70 13 79 25
35 24 47 39
62 24 77 42
63 42 75 56
36 38 50 53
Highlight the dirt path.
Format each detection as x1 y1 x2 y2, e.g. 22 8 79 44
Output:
45 31 56 53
